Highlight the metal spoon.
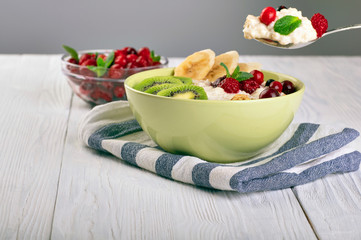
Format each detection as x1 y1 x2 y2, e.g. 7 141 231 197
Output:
255 23 361 49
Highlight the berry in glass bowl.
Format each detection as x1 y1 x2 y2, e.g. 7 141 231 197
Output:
61 45 168 105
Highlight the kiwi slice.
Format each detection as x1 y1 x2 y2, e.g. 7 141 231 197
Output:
174 76 193 85
144 84 178 95
133 76 183 92
157 85 208 100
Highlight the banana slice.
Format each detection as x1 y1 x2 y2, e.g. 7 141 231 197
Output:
174 49 215 80
237 62 262 73
204 51 239 82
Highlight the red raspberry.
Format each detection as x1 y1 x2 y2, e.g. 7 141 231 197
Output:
114 54 127 67
311 13 328 38
239 80 260 94
138 47 151 58
218 78 240 93
114 86 125 98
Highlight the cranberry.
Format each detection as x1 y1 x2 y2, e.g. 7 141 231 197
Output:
79 53 95 65
98 54 106 60
282 80 295 94
67 58 79 73
67 58 78 64
126 54 138 64
259 88 280 99
269 81 283 93
108 64 124 79
260 6 277 25
81 58 97 66
138 47 151 58
91 88 113 102
101 81 114 90
122 47 137 55
79 59 97 76
127 61 138 69
135 55 149 67
114 86 125 98
265 79 275 86
114 54 127 67
250 70 264 85
79 79 95 95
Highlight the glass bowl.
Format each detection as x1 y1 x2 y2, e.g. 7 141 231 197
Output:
61 49 168 105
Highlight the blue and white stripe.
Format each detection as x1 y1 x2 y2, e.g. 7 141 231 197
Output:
79 101 361 193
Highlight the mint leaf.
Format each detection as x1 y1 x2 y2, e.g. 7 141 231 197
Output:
87 66 107 77
274 15 302 35
220 62 231 77
62 45 79 62
150 50 161 62
104 51 115 68
231 65 240 79
97 56 105 67
235 72 253 82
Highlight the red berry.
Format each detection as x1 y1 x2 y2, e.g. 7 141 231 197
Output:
91 88 112 102
127 61 138 69
97 54 106 61
79 53 95 65
239 80 260 94
67 58 78 64
138 47 151 58
108 64 124 79
218 78 240 93
250 70 264 85
269 81 283 93
126 54 138 64
122 47 137 55
101 81 113 90
67 58 79 73
282 80 295 94
79 59 96 76
79 79 95 95
135 55 149 67
311 13 328 38
114 86 125 98
81 58 97 66
259 88 280 99
114 54 127 67
260 7 277 25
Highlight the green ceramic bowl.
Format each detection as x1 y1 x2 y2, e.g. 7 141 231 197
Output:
125 68 305 163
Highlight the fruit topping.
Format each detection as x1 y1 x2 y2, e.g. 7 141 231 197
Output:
144 84 178 95
282 80 295 94
133 76 183 92
204 51 239 82
174 49 216 80
219 78 240 94
277 6 288 11
231 94 250 101
250 70 264 85
269 81 283 93
260 7 276 25
274 16 302 35
265 79 275 86
259 88 280 99
239 80 260 94
157 85 208 100
311 13 328 38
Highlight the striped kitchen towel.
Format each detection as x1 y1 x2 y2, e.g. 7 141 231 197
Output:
79 101 361 193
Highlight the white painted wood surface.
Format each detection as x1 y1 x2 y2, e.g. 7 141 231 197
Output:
0 55 360 239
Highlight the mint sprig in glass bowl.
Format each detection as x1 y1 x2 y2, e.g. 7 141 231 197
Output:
61 45 169 105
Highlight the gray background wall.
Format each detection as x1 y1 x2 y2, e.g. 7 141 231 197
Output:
1 0 360 56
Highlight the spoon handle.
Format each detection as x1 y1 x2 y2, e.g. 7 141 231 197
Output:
324 23 361 36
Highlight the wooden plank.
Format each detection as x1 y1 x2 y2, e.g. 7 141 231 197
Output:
242 56 361 239
0 55 72 239
51 84 316 239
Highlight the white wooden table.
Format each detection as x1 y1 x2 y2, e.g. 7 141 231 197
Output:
1 55 360 240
